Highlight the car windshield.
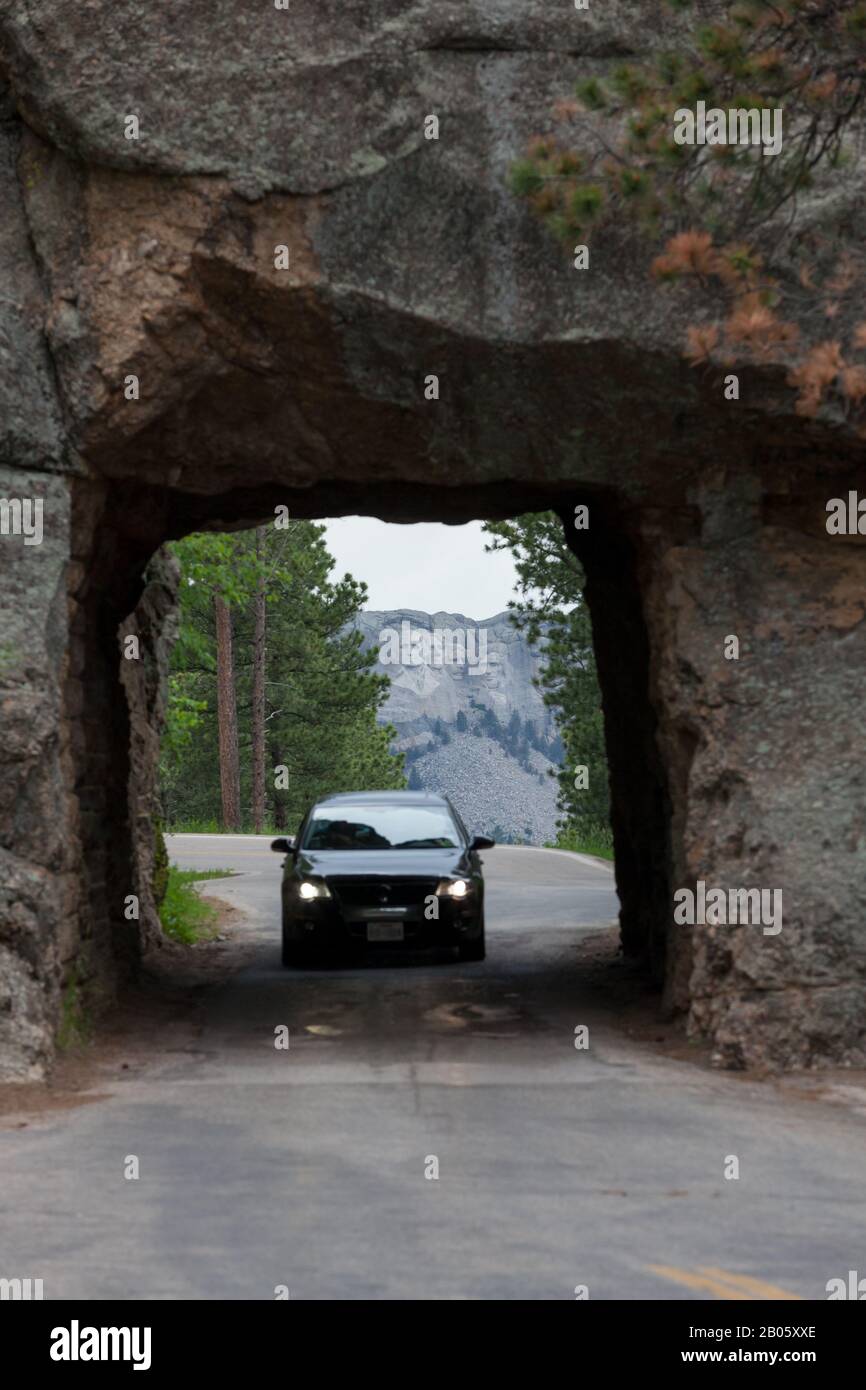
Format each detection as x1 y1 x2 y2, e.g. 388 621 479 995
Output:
302 805 461 851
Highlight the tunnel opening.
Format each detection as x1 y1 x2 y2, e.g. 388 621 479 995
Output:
53 474 679 1078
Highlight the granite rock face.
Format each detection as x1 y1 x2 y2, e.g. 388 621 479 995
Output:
0 3 864 1077
353 609 553 733
352 608 560 843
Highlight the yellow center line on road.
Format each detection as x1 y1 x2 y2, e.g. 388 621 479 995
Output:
648 1265 803 1300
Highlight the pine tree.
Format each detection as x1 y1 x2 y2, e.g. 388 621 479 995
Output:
214 591 241 831
483 514 610 841
161 524 405 830
251 525 267 833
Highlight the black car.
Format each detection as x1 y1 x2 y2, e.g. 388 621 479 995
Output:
271 791 494 966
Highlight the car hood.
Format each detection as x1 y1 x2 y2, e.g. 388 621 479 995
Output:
295 848 470 878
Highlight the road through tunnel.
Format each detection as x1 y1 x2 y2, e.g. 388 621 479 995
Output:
59 475 675 1049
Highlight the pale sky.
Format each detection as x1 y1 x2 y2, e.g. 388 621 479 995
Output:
321 518 520 619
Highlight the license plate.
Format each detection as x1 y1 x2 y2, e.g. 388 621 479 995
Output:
367 922 405 942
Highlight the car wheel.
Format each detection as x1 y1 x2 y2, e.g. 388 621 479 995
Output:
457 916 485 962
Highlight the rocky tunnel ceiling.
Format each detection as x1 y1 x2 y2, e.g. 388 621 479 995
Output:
1 2 864 1081
4 0 865 495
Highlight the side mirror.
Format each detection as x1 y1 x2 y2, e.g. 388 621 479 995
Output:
469 835 495 852
270 836 296 854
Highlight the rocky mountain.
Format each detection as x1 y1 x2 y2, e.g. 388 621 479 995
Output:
350 610 562 844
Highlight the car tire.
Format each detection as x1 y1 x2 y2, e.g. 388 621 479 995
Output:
457 916 485 962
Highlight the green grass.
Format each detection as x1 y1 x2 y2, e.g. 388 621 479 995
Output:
57 964 91 1050
159 865 236 944
545 823 615 862
165 818 282 835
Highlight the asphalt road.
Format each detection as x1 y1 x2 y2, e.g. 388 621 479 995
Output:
1 837 864 1301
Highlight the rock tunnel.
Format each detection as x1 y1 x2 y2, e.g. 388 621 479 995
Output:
1 2 865 1081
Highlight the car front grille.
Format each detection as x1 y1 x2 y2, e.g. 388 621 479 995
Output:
327 877 440 910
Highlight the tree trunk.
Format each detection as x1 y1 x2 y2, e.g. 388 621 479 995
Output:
214 592 241 831
269 736 285 830
251 527 267 833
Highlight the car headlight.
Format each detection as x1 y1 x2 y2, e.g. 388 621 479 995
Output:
437 878 472 898
297 879 331 901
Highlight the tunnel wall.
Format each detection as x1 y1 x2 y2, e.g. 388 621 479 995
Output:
561 500 674 985
0 467 75 1080
646 473 866 1068
565 479 866 1070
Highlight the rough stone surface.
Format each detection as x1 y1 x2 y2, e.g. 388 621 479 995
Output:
416 732 558 847
355 608 553 727
352 607 559 842
651 509 866 1069
0 3 864 1077
119 547 180 955
0 465 73 1080
0 84 64 473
